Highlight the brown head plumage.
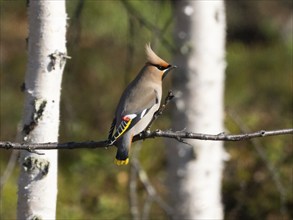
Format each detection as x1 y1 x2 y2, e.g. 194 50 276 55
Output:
145 43 170 68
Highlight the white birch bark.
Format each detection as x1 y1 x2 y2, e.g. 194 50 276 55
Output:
17 1 67 219
168 1 227 219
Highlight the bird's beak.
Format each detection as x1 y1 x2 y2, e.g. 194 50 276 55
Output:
162 65 177 80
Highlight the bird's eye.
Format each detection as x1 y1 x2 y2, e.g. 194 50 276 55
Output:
156 65 165 70
149 63 171 71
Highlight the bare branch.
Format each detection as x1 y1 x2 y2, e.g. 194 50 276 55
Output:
0 128 292 151
135 128 293 142
145 90 174 131
120 0 175 53
132 157 175 218
129 144 141 220
0 90 291 151
227 110 288 217
142 194 153 220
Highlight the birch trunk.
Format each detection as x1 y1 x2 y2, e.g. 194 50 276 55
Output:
17 1 67 219
168 0 227 219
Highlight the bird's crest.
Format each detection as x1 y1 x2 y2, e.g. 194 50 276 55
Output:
145 43 169 68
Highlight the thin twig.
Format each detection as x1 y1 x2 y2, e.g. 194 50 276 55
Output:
120 0 175 53
132 157 175 218
0 128 292 151
227 110 288 217
145 90 174 131
142 194 154 220
129 144 141 220
136 128 293 142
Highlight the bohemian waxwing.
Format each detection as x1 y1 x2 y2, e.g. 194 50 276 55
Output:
107 44 176 165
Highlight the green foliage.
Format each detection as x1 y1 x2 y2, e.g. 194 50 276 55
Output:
1 1 292 219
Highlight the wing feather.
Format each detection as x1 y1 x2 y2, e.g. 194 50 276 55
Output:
108 78 160 145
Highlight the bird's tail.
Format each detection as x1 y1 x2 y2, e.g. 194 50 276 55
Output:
115 147 129 165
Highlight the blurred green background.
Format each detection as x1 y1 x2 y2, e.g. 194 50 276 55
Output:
0 1 292 219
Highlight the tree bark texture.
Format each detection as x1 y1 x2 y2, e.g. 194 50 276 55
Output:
17 1 67 219
168 0 227 219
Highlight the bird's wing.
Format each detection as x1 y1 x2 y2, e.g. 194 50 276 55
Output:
107 118 116 142
108 88 159 145
123 83 159 114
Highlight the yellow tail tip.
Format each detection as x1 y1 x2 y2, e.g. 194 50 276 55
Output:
114 158 129 166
